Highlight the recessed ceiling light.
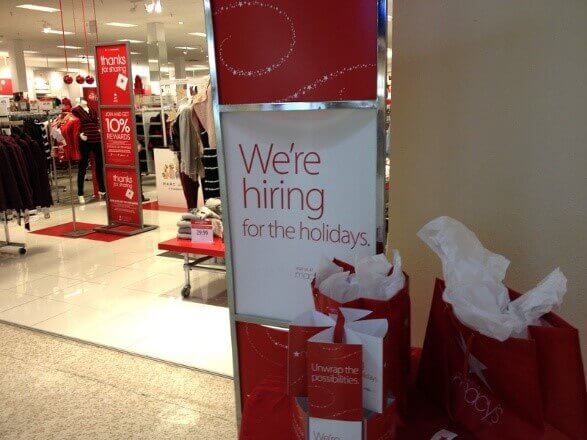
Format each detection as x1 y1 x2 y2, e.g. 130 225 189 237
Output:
148 59 158 63
24 50 39 54
178 21 184 25
118 39 144 43
44 28 73 35
130 51 140 55
188 32 206 37
16 4 60 13
105 22 137 28
175 46 197 50
57 45 82 49
186 66 209 71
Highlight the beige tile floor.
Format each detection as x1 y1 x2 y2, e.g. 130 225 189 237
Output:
0 194 233 376
0 322 237 439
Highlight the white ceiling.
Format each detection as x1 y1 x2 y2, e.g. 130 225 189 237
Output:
0 0 209 69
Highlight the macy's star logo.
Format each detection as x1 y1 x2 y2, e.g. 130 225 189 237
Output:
458 334 491 390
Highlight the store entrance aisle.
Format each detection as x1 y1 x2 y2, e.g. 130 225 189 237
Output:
0 322 236 439
0 196 233 376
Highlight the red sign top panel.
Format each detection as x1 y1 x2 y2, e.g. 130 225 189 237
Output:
96 44 132 106
212 0 378 104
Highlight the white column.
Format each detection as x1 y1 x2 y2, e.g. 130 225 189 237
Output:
6 40 28 93
147 22 167 94
174 56 186 79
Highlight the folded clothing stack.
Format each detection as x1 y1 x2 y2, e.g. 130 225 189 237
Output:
176 198 224 240
177 217 193 240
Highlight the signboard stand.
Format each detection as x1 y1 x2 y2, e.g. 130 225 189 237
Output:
204 0 388 426
93 42 157 236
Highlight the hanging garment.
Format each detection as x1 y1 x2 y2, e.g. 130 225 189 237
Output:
192 83 217 149
178 105 205 180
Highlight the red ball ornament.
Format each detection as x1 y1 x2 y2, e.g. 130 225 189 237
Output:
75 74 85 84
85 75 95 85
63 74 74 85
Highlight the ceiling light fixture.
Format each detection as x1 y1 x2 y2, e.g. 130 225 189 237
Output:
148 59 158 63
105 22 137 28
145 0 162 14
130 51 141 55
16 4 60 13
57 45 82 49
44 28 73 35
387 48 392 59
178 21 184 25
186 66 209 71
117 39 144 43
24 50 39 54
188 32 206 37
175 46 197 51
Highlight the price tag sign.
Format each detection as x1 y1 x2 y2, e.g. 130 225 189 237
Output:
191 221 214 244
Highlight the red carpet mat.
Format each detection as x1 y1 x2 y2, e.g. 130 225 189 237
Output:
142 201 186 213
31 222 127 242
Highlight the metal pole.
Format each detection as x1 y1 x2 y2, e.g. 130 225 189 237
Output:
3 212 9 244
68 159 77 231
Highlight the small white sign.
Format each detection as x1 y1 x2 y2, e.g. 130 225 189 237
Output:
39 100 53 111
191 222 214 244
309 417 362 440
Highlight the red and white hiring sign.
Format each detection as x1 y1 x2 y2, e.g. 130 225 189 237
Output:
100 108 136 167
95 44 131 106
222 109 377 321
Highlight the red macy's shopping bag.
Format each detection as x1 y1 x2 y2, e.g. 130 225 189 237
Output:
418 279 587 439
311 258 411 417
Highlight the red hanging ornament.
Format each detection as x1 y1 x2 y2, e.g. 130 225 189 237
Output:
75 74 85 84
85 75 95 85
63 74 74 85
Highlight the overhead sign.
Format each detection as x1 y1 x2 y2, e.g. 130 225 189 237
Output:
222 109 377 321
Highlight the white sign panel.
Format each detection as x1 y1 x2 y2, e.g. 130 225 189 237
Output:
154 148 188 209
222 109 377 321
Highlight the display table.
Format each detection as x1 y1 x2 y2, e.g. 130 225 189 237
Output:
158 237 226 298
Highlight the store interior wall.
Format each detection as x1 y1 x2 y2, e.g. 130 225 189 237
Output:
389 0 587 367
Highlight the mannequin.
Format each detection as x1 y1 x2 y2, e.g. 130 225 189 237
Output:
72 98 105 204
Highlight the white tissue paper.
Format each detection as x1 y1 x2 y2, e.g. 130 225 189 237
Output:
418 216 567 341
316 251 405 303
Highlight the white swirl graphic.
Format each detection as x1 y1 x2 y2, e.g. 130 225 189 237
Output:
215 1 296 77
279 63 376 102
245 324 285 367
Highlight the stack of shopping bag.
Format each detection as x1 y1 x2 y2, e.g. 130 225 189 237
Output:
239 217 587 440
288 308 397 439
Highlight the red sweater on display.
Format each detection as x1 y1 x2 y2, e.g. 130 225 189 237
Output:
72 106 102 143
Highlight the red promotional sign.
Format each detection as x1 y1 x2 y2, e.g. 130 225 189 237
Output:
95 44 132 106
100 108 136 166
0 79 14 95
105 168 140 225
211 0 378 104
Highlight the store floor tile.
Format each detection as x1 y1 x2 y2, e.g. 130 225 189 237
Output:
0 194 233 376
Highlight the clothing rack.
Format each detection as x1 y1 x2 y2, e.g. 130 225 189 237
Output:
0 212 26 256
